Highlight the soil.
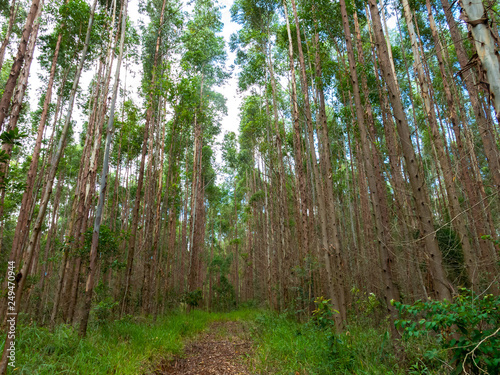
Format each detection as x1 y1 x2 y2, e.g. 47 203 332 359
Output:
151 321 254 375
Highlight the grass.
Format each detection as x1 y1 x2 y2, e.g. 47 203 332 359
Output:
2 307 449 374
249 312 404 374
1 308 261 374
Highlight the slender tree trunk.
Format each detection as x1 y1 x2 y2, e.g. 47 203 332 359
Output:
122 0 167 314
402 0 478 290
36 174 64 317
0 2 41 208
80 0 127 336
0 0 42 131
0 0 98 370
367 0 452 301
0 0 18 71
439 0 500 189
283 0 309 290
459 0 500 122
338 0 400 336
290 0 346 327
9 21 64 269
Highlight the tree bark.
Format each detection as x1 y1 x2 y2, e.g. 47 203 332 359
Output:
367 0 452 301
0 0 42 131
0 0 18 71
439 0 500 189
80 0 127 336
121 0 167 315
0 0 98 367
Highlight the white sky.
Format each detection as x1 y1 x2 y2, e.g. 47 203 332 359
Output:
214 0 242 136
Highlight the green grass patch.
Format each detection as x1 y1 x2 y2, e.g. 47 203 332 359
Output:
250 312 403 374
1 308 261 374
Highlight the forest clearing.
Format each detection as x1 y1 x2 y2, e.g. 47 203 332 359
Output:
0 0 499 373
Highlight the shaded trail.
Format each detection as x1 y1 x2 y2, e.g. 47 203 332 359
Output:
152 321 253 375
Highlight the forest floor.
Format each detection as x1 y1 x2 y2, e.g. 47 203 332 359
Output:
150 320 254 375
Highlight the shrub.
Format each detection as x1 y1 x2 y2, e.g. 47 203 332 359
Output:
394 289 500 374
182 289 203 307
311 296 337 329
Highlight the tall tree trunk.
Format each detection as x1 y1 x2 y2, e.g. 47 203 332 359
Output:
0 1 41 208
0 0 18 71
459 0 500 122
402 0 478 290
283 0 309 291
367 0 452 301
290 0 346 327
80 0 127 336
0 0 98 370
0 0 42 130
338 0 400 336
121 0 167 314
439 0 500 189
9 20 64 270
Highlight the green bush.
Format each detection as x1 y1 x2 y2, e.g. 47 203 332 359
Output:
181 289 203 307
311 296 338 329
394 289 500 374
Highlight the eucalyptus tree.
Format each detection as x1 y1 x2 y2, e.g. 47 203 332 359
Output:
129 0 183 314
397 0 482 292
457 0 500 123
0 0 20 71
0 2 41 283
366 0 452 301
326 0 398 332
0 0 99 368
3 2 111 325
121 0 172 315
220 131 242 302
0 0 42 131
437 0 500 190
7 0 69 270
180 0 227 297
230 0 293 312
47 0 126 326
80 0 127 337
236 94 268 302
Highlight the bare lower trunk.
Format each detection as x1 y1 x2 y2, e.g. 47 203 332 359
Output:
367 0 452 301
0 0 98 370
80 0 127 336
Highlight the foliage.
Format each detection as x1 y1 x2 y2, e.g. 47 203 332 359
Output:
394 290 500 374
209 254 236 311
181 289 203 307
311 296 338 329
91 281 117 326
82 225 118 259
92 297 118 327
0 127 27 146
351 287 381 316
39 0 107 72
481 234 500 247
435 226 466 285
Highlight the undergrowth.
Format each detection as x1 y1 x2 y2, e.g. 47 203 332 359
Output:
249 311 401 374
0 308 259 374
6 296 494 375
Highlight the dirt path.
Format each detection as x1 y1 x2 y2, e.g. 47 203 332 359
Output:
151 321 254 375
